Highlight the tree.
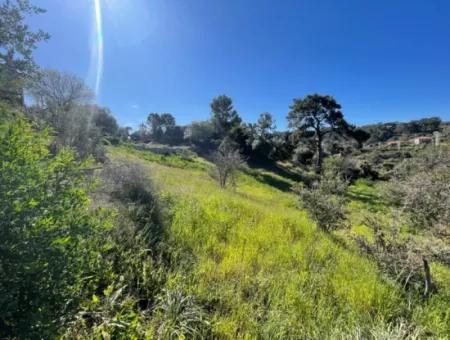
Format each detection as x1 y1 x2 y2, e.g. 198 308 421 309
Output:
288 94 348 173
93 107 119 136
184 120 215 149
210 95 242 137
245 113 277 160
147 113 163 141
52 105 104 161
212 139 245 188
162 125 184 145
131 122 151 143
26 69 106 159
0 0 49 105
159 113 176 128
25 69 104 159
117 126 131 141
415 117 441 133
349 127 371 149
147 112 176 143
256 112 276 138
27 68 94 115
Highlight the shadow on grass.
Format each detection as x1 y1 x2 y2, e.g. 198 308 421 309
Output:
248 158 303 180
248 171 293 192
245 158 315 192
346 185 387 212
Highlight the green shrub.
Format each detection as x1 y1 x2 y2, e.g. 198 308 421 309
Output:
298 162 349 231
0 119 108 338
299 185 347 231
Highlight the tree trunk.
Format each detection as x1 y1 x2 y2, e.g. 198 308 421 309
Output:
422 257 434 299
221 170 228 188
315 130 323 174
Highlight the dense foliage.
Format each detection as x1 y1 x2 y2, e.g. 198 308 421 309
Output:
0 0 49 106
0 119 106 337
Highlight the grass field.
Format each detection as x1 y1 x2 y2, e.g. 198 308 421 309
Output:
109 146 450 338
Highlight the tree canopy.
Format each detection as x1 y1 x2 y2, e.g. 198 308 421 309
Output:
27 68 94 113
0 0 49 105
210 95 242 137
288 94 348 173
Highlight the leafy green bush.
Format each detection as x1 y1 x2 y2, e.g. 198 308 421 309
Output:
0 119 108 338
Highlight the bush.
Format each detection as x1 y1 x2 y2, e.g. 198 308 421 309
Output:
292 142 314 166
297 158 350 231
299 184 347 232
386 147 450 230
0 119 107 338
317 173 349 196
99 160 165 245
324 154 359 182
354 216 445 301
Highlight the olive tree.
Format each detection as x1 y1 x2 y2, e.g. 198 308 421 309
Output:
27 68 93 114
26 69 106 160
212 139 245 188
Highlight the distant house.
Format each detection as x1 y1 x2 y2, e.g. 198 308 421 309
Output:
411 136 433 145
386 140 402 148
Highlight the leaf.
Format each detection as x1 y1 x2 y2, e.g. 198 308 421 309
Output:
92 294 99 304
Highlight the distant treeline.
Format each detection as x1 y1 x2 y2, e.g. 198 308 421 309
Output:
361 117 449 144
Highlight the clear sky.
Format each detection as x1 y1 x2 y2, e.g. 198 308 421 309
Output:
29 0 450 129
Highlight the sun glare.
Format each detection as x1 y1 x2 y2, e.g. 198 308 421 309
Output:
91 0 104 97
88 0 155 97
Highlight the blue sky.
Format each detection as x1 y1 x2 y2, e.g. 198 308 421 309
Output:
29 0 450 129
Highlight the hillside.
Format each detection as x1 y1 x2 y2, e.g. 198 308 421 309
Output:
2 2 450 337
106 145 450 338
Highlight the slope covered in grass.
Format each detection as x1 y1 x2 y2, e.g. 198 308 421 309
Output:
109 146 449 338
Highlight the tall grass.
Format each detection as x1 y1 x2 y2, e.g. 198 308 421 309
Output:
107 148 450 338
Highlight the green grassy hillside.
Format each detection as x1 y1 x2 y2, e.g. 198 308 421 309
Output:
109 146 450 338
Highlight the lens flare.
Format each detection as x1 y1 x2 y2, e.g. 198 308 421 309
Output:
103 0 154 46
89 0 104 97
